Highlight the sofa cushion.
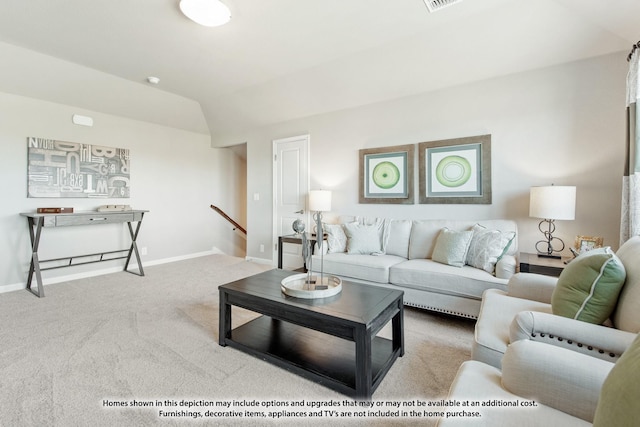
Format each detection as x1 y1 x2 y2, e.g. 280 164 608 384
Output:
612 236 640 332
385 219 412 258
389 259 508 299
466 224 516 274
551 247 626 325
408 220 450 259
432 228 473 267
315 253 406 283
593 332 640 427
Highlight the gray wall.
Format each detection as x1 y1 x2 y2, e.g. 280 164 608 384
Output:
0 91 246 292
214 52 627 264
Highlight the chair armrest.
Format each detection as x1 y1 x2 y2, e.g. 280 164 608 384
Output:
502 340 613 422
507 272 557 303
495 255 517 279
510 311 636 362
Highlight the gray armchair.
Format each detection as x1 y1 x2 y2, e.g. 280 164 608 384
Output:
472 236 640 369
439 333 640 426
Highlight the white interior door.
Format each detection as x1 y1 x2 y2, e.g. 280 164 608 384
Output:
273 135 310 269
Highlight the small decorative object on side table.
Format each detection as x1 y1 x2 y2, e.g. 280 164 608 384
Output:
519 252 571 277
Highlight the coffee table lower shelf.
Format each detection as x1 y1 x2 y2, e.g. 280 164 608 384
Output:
226 315 399 398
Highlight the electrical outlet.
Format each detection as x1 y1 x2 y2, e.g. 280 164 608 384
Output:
259 244 265 253
140 247 148 255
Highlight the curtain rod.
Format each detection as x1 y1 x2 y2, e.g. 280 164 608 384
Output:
628 41 640 62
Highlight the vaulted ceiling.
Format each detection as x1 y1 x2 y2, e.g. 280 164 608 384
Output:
0 0 637 139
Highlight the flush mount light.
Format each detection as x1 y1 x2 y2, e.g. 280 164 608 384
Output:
179 0 231 27
423 0 463 13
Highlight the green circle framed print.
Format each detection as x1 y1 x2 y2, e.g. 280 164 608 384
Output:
435 155 472 187
372 161 400 189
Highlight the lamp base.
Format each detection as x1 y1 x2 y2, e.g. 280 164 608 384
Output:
537 252 561 259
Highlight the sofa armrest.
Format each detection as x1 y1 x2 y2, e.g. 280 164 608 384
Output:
495 254 517 279
502 340 613 422
507 273 557 303
510 311 636 362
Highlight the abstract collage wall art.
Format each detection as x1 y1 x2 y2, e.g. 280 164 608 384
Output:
27 137 130 198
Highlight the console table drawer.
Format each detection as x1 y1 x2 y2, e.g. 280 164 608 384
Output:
55 213 135 227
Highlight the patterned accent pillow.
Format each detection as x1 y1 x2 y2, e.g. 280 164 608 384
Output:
466 224 516 274
324 223 348 253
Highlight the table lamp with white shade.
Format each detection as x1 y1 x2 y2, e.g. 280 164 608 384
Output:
529 185 576 259
306 190 332 286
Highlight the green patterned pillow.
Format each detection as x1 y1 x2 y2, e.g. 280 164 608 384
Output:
432 228 473 268
593 332 640 426
551 247 626 324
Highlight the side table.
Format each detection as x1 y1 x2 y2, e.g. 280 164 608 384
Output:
277 233 319 270
519 252 571 277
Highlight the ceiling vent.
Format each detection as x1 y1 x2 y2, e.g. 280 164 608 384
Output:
423 0 463 13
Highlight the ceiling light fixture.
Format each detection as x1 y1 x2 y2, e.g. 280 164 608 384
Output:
179 0 231 27
423 0 463 13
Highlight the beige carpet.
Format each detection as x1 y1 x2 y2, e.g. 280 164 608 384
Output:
0 255 474 426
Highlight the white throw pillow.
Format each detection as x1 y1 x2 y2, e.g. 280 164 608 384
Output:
432 227 473 268
344 222 383 255
356 216 391 254
324 223 348 253
466 224 516 273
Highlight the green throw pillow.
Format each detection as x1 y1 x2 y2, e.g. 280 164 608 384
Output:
432 228 473 268
593 332 640 426
551 247 626 324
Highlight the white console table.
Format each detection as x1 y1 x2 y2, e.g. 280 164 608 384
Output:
20 210 148 297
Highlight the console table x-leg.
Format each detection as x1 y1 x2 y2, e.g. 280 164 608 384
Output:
21 210 148 297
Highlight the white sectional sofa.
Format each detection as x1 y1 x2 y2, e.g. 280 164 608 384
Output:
310 216 518 319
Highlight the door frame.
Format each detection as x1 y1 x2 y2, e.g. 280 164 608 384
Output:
272 134 311 267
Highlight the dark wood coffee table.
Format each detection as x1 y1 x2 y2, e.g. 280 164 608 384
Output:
218 269 404 399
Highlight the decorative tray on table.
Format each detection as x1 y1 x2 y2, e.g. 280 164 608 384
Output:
281 273 342 299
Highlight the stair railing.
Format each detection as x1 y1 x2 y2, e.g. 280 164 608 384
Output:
210 204 247 235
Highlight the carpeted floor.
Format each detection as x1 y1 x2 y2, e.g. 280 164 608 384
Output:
0 255 474 426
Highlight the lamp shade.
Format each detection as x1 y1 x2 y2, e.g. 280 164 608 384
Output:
529 186 576 220
308 190 332 212
179 0 231 27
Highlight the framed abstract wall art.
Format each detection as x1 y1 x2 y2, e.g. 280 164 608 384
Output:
27 137 130 198
418 134 491 204
359 144 414 204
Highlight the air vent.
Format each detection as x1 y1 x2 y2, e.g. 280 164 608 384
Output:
423 0 463 13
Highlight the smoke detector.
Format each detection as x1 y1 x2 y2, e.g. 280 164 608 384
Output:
423 0 463 13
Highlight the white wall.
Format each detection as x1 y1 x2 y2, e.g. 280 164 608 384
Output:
214 52 628 263
0 91 245 292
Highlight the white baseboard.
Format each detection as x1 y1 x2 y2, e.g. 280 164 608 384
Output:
0 250 222 295
245 256 274 266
